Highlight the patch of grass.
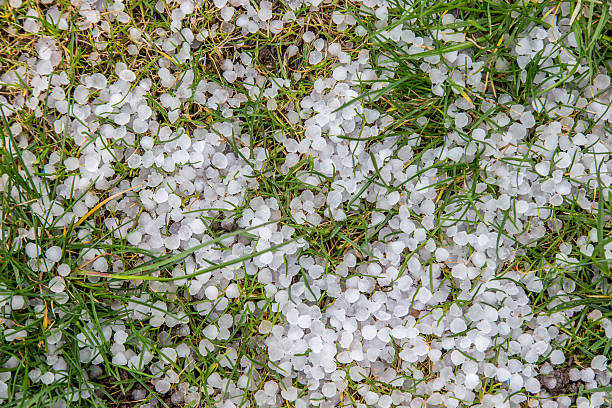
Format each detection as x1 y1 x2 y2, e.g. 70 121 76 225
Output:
344 0 612 403
1 0 611 407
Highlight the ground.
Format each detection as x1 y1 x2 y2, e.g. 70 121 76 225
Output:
0 0 611 407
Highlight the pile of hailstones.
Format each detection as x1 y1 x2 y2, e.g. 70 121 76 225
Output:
1 0 612 407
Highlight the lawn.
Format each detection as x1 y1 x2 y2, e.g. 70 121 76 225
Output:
0 0 611 407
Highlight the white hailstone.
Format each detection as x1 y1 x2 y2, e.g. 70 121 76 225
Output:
328 42 341 56
464 373 479 390
64 157 80 171
524 377 541 393
254 391 268 406
49 276 65 293
474 336 490 352
25 243 40 258
176 343 190 359
90 73 107 89
266 98 277 111
287 45 299 57
35 59 53 75
158 68 176 88
471 251 486 268
258 320 273 334
137 105 152 120
246 20 259 33
180 0 194 14
156 379 171 394
127 44 139 55
212 152 228 169
24 9 42 33
345 288 359 303
198 339 215 356
281 387 298 401
188 280 202 296
40 372 55 385
220 6 234 21
84 155 100 172
258 1 272 21
92 257 108 272
451 264 468 280
327 190 342 208
119 69 136 82
496 367 511 382
534 161 549 176
127 153 142 168
434 247 449 262
114 112 130 126
154 188 169 204
225 283 240 298
450 318 467 333
189 219 205 235
580 368 595 382
391 325 418 339
308 265 323 279
305 125 321 140
589 228 599 243
270 20 283 34
28 368 41 383
302 31 315 43
550 349 565 365
127 231 142 245
205 286 219 300
259 251 273 265
223 70 237 83
568 368 582 382
112 352 128 366
594 74 610 90
429 68 445 84
332 66 347 81
203 325 219 340
297 314 311 329
141 136 155 150
161 347 177 363
365 391 379 405
57 263 71 276
213 0 227 8
509 373 523 391
45 246 62 262
362 325 377 340
580 244 595 256
321 382 336 398
591 355 607 371
114 330 128 344
331 11 344 25
454 113 469 128
11 295 25 310
4 328 26 341
262 381 278 398
73 85 89 104
313 38 325 51
378 395 393 408
308 51 323 65
117 12 130 24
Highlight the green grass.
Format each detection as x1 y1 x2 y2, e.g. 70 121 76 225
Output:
1 0 611 406
342 0 612 401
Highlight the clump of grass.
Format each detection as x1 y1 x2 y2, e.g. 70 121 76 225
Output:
1 0 611 407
